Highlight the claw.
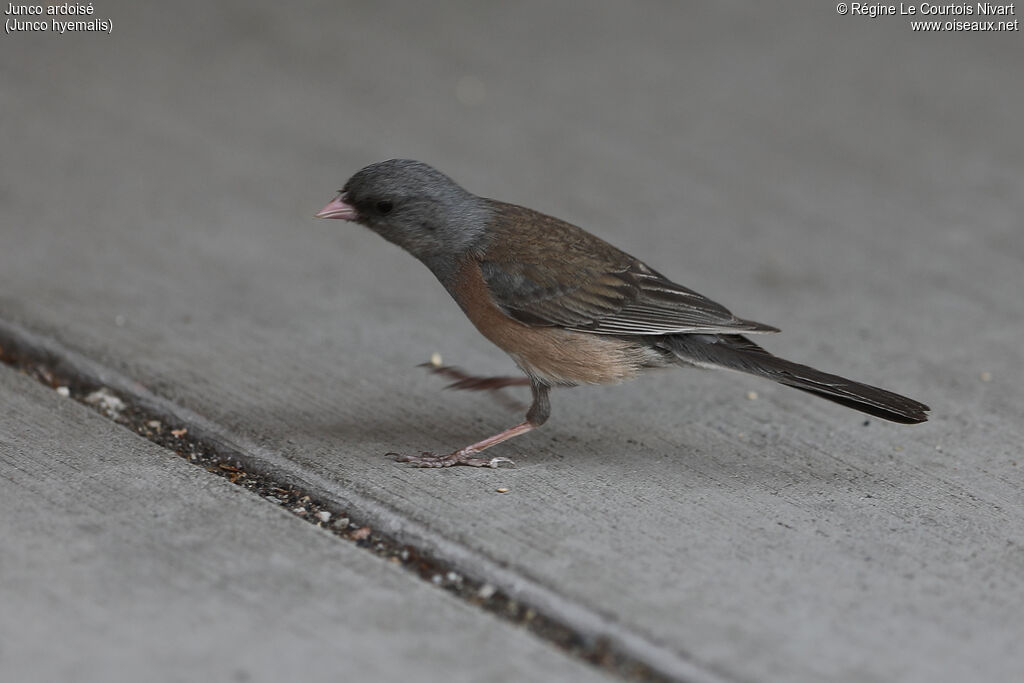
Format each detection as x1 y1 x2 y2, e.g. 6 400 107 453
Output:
388 450 516 469
418 362 529 412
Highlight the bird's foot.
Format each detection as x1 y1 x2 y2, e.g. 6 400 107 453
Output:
418 361 529 412
388 449 515 469
444 375 531 391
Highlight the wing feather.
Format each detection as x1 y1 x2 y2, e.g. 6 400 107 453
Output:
480 201 778 336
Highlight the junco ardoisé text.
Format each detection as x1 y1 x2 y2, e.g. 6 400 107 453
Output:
316 160 929 468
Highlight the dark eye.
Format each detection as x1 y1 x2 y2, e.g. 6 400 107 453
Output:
376 200 394 215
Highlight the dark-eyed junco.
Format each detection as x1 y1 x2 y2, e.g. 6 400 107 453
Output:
317 159 929 467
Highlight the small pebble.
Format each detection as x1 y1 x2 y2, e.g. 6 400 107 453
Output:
292 507 307 516
431 574 443 585
147 420 162 430
496 487 509 493
350 526 371 541
477 583 496 599
56 386 70 397
315 510 332 523
333 516 351 529
171 428 188 438
430 352 443 367
446 571 461 584
84 388 126 416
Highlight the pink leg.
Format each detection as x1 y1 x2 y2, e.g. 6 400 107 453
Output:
419 362 530 411
420 362 530 389
391 382 551 468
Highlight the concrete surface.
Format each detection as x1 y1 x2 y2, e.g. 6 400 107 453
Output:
0 363 610 683
2 1 1023 681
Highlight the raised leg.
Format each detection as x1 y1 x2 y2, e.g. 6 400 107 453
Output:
393 381 551 468
419 362 530 412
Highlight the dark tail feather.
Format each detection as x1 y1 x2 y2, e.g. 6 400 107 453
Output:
665 334 930 424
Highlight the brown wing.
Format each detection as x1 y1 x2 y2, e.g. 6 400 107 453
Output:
480 201 778 336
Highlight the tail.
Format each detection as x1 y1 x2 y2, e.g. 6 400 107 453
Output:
665 334 929 424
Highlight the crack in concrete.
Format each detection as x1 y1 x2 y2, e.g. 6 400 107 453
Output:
0 317 730 683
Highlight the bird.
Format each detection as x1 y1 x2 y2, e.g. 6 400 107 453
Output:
316 159 929 467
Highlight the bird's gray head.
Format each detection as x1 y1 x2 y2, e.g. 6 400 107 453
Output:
316 159 490 278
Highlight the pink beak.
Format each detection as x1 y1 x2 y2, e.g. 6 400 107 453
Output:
315 194 358 220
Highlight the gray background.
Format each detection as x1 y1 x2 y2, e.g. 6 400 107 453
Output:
2 2 1022 682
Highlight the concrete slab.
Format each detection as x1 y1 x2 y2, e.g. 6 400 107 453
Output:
2 2 1022 681
0 364 610 683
